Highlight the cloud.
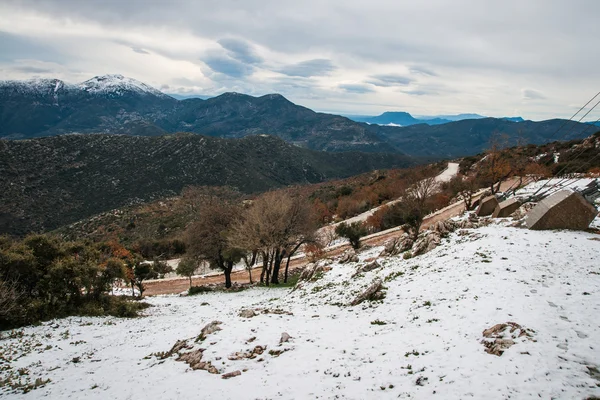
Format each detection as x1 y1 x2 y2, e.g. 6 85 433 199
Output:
217 37 263 65
201 52 254 78
278 59 336 77
0 1 598 119
368 74 413 87
131 47 149 54
409 65 437 76
339 83 375 94
522 88 546 100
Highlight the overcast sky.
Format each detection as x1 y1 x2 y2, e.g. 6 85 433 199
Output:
1 0 599 120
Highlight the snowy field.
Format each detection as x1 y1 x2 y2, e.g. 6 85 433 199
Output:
2 218 600 399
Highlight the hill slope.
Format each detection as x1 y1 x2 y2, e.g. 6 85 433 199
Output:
2 219 599 399
0 134 413 235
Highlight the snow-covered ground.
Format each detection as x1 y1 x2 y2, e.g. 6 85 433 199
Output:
515 177 598 200
3 217 600 399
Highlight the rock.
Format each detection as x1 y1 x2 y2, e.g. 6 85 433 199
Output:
492 198 522 218
239 309 257 318
198 320 222 342
297 263 328 283
338 249 359 264
431 220 457 237
526 189 598 230
476 195 499 216
412 231 441 256
380 234 414 257
349 279 385 306
481 322 534 356
353 260 381 277
222 370 242 379
177 349 205 370
280 332 291 344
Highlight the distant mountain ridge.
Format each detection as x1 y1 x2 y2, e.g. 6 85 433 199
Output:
349 111 524 126
0 75 394 153
0 74 595 158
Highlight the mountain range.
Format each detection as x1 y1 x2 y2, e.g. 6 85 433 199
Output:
0 74 596 158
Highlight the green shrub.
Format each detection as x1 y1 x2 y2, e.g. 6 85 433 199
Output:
188 286 214 296
335 222 368 249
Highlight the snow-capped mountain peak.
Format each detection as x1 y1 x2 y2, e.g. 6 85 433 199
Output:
0 78 74 96
78 74 169 98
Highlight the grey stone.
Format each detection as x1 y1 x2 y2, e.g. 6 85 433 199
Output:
526 189 598 230
476 195 500 216
492 198 522 218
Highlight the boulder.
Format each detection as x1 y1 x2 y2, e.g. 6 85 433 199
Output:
380 234 414 257
412 231 441 256
349 279 385 306
222 370 241 379
476 195 499 216
239 309 257 318
492 198 522 218
338 249 359 264
280 332 291 344
198 320 222 341
525 189 598 230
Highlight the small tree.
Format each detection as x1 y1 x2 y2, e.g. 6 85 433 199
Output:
185 200 243 288
335 222 368 249
399 176 438 240
176 257 198 289
132 262 156 298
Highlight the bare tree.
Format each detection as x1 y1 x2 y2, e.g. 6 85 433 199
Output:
0 279 22 319
400 176 438 240
480 133 513 194
229 190 317 285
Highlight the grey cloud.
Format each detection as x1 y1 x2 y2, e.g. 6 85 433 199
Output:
218 37 263 65
522 88 546 100
202 53 254 78
339 83 374 94
131 47 149 54
278 59 335 77
11 65 54 74
409 66 437 76
368 74 413 87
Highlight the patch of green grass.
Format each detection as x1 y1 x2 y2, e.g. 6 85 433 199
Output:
423 300 432 307
370 319 387 325
404 350 420 357
384 271 404 282
426 318 439 323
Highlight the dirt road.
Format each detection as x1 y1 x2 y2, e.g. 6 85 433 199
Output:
144 178 523 296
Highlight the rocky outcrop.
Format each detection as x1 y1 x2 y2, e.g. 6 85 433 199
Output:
380 234 414 257
338 249 359 264
481 322 534 356
349 279 386 306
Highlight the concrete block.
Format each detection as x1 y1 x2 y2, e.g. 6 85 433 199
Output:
526 189 598 230
492 198 522 218
476 195 499 216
